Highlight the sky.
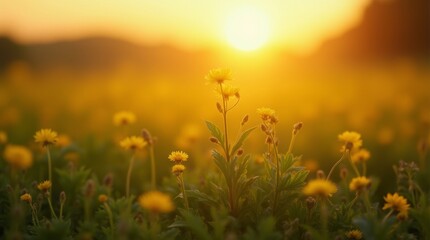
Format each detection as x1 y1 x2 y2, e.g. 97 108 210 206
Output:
0 0 372 55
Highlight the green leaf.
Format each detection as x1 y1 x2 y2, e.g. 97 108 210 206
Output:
230 127 256 156
205 121 225 146
179 209 212 240
186 189 218 207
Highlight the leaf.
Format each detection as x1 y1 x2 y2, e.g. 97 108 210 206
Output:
230 127 256 156
179 209 212 240
186 189 218 207
205 121 225 146
211 150 231 188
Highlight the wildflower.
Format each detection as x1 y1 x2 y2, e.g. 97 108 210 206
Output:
37 180 52 192
168 151 189 163
346 230 363 240
216 84 240 100
20 193 32 203
138 191 174 214
349 176 371 192
351 149 370 164
303 179 337 198
113 111 136 126
205 68 232 85
98 194 108 203
56 134 71 148
172 164 186 176
0 131 7 144
383 193 410 215
257 107 278 125
338 131 362 152
34 129 58 147
3 145 33 170
120 136 147 151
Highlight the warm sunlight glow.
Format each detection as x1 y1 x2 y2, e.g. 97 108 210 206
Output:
225 7 270 51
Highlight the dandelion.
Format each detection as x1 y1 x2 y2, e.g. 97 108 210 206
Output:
168 151 189 163
56 134 71 148
216 84 240 100
351 149 370 164
205 68 232 85
383 193 410 218
0 131 7 144
113 111 136 126
346 230 363 240
257 107 278 125
349 176 371 192
34 129 58 147
171 164 186 176
20 193 39 226
98 194 108 203
37 180 52 192
3 145 33 170
338 131 362 152
303 179 337 198
20 193 32 203
138 191 174 214
120 136 147 151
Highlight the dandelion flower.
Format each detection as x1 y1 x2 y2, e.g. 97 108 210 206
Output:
34 129 58 147
216 84 240 100
113 111 136 126
205 68 232 85
346 230 363 239
257 107 278 125
168 151 189 163
338 131 362 152
349 176 371 192
3 145 33 170
56 134 71 148
20 193 32 203
98 194 108 203
351 149 370 164
303 179 337 198
37 180 52 192
120 136 147 151
0 131 7 144
383 193 410 215
138 191 174 214
172 164 186 176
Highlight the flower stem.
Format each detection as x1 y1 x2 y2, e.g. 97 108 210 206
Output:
126 155 135 198
272 131 281 214
178 174 189 210
46 146 53 202
104 202 115 238
382 209 394 223
347 152 361 177
220 83 230 162
47 195 58 219
287 130 296 154
60 202 64 220
326 152 346 180
148 146 157 189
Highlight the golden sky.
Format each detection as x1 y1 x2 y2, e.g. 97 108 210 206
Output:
0 0 371 55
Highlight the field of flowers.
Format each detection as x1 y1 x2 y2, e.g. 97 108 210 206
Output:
1 66 430 240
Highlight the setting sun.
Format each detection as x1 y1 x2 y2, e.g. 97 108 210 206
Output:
224 6 270 51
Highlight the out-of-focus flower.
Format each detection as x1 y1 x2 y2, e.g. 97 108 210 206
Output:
37 180 52 192
138 191 174 213
257 107 278 125
349 176 371 192
20 193 32 203
113 111 136 126
34 129 58 147
346 230 363 239
338 131 362 152
0 131 7 144
303 179 337 198
172 164 186 176
350 149 370 164
120 136 147 151
3 145 33 170
383 193 410 216
98 194 108 203
205 68 232 85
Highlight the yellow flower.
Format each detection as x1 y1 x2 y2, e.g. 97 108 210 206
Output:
120 136 147 151
303 179 337 198
216 84 239 100
172 164 186 175
349 176 371 192
168 151 189 163
257 107 278 125
34 129 58 147
3 145 33 170
138 191 174 213
351 149 370 164
205 68 232 85
20 193 32 203
98 194 108 203
338 131 362 152
37 180 52 192
346 230 363 239
0 131 7 144
383 193 410 215
113 111 136 126
56 134 71 148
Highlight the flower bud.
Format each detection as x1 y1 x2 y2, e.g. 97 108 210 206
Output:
241 115 249 126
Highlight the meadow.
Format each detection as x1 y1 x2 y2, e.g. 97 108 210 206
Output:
1 62 430 239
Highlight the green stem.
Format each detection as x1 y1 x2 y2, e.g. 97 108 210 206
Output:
46 146 53 202
47 195 58 219
382 209 394 223
178 174 189 210
30 204 38 226
287 131 296 154
60 202 64 220
149 146 157 189
104 203 115 238
363 191 373 214
326 152 346 180
347 152 360 177
320 199 329 239
126 155 135 198
272 130 281 214
220 83 230 162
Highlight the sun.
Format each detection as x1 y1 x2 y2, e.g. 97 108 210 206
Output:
224 6 270 51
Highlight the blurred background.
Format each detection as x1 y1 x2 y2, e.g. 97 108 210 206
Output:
0 0 429 189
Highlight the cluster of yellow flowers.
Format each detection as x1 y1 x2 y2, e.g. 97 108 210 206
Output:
257 107 278 125
206 68 240 101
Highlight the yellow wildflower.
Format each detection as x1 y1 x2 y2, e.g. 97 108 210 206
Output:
172 164 186 175
216 84 240 100
257 107 278 125
3 145 33 170
349 176 371 192
34 129 58 147
346 230 363 239
113 111 136 126
303 179 337 198
0 131 7 144
120 136 147 151
138 191 174 213
383 193 410 215
98 194 108 203
37 180 52 192
205 68 232 85
338 131 362 152
20 193 32 203
168 151 189 163
56 134 71 148
351 149 370 164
